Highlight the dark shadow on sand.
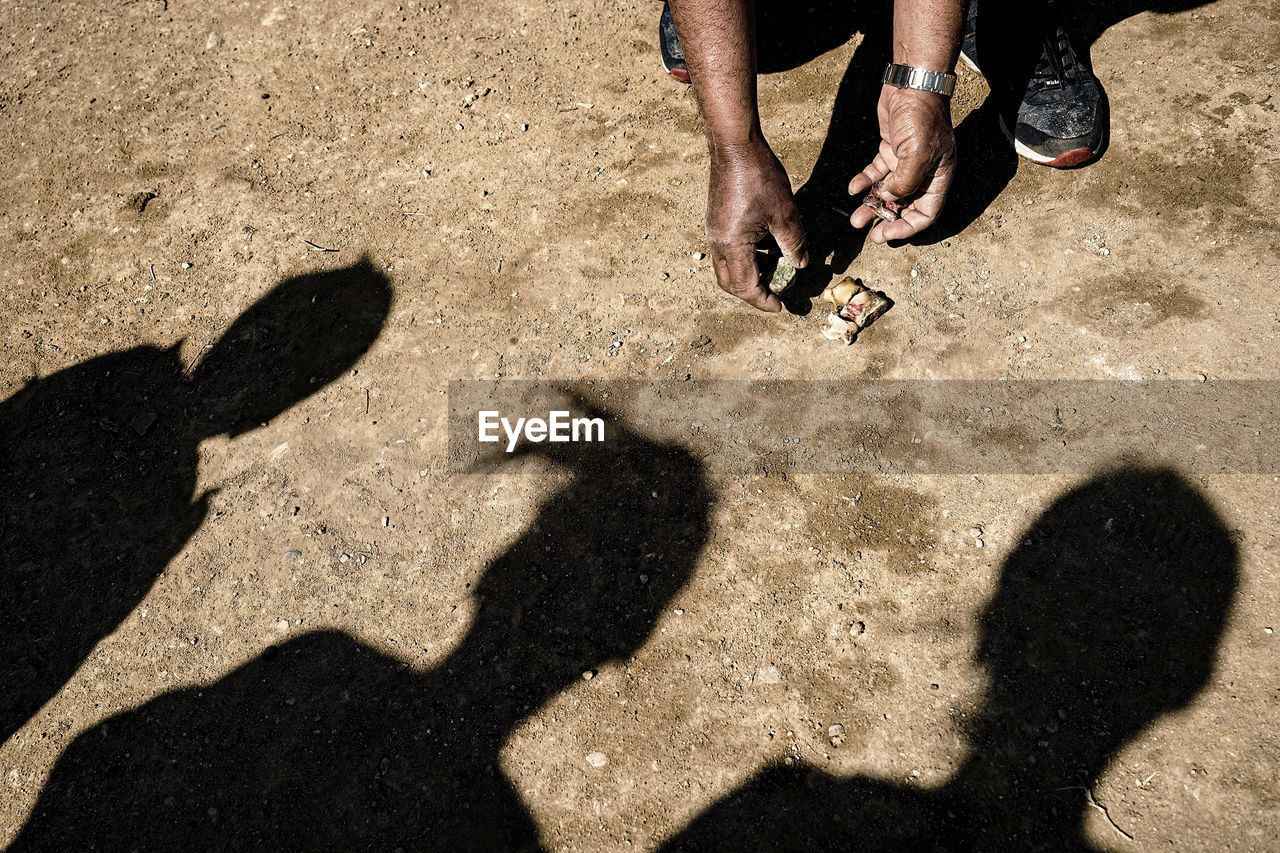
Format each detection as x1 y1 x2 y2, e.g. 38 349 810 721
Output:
8 405 711 852
1 260 392 744
662 467 1237 851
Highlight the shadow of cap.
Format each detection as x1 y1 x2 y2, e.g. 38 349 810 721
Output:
190 258 392 438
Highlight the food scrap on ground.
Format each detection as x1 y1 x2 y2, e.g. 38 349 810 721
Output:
819 277 893 344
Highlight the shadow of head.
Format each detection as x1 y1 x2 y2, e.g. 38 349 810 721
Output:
190 258 392 437
468 401 711 686
978 467 1237 755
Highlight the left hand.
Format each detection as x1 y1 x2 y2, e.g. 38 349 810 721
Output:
849 84 956 243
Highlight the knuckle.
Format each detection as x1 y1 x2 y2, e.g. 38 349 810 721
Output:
896 137 923 159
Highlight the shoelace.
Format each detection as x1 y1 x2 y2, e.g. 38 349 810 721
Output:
1033 25 1079 88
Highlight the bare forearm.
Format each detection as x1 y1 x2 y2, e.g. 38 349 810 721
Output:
893 0 964 71
666 0 761 150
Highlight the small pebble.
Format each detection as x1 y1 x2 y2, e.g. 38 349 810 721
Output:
276 619 289 632
968 526 982 538
130 411 158 436
691 251 705 260
766 257 797 294
180 262 191 269
1197 373 1207 382
339 553 350 563
975 538 984 548
582 670 595 681
284 549 302 561
382 516 390 527
585 752 608 768
828 724 844 737
849 620 866 638
455 123 464 130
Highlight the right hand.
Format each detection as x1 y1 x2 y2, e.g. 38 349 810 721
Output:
848 86 956 243
705 138 809 312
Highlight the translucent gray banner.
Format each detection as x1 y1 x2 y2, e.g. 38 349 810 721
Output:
448 380 1278 475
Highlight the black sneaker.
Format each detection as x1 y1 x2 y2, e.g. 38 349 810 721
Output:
961 0 1106 168
659 3 690 83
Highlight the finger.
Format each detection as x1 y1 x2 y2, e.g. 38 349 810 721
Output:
768 203 810 269
850 143 898 229
879 147 933 202
714 245 781 312
873 164 954 241
870 206 936 242
710 246 734 295
848 144 895 196
849 204 879 230
848 172 876 197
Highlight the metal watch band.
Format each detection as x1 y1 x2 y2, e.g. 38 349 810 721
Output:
882 63 957 97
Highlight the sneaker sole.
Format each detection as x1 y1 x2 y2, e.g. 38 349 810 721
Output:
660 50 689 83
998 114 1097 168
664 65 690 84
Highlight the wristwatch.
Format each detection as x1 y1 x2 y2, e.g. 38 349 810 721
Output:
882 63 957 97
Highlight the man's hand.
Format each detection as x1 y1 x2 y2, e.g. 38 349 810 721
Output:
666 0 809 311
848 86 956 244
706 138 809 312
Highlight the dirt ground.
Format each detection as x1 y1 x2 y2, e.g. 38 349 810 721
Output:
2 0 1279 848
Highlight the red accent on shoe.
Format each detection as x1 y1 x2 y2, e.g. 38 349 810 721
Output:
1044 147 1094 168
667 68 690 84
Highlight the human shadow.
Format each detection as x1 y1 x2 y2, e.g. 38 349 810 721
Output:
9 405 711 851
0 260 392 744
661 467 1238 851
749 0 1219 296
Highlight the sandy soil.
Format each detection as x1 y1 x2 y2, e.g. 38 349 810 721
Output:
2 0 1278 848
